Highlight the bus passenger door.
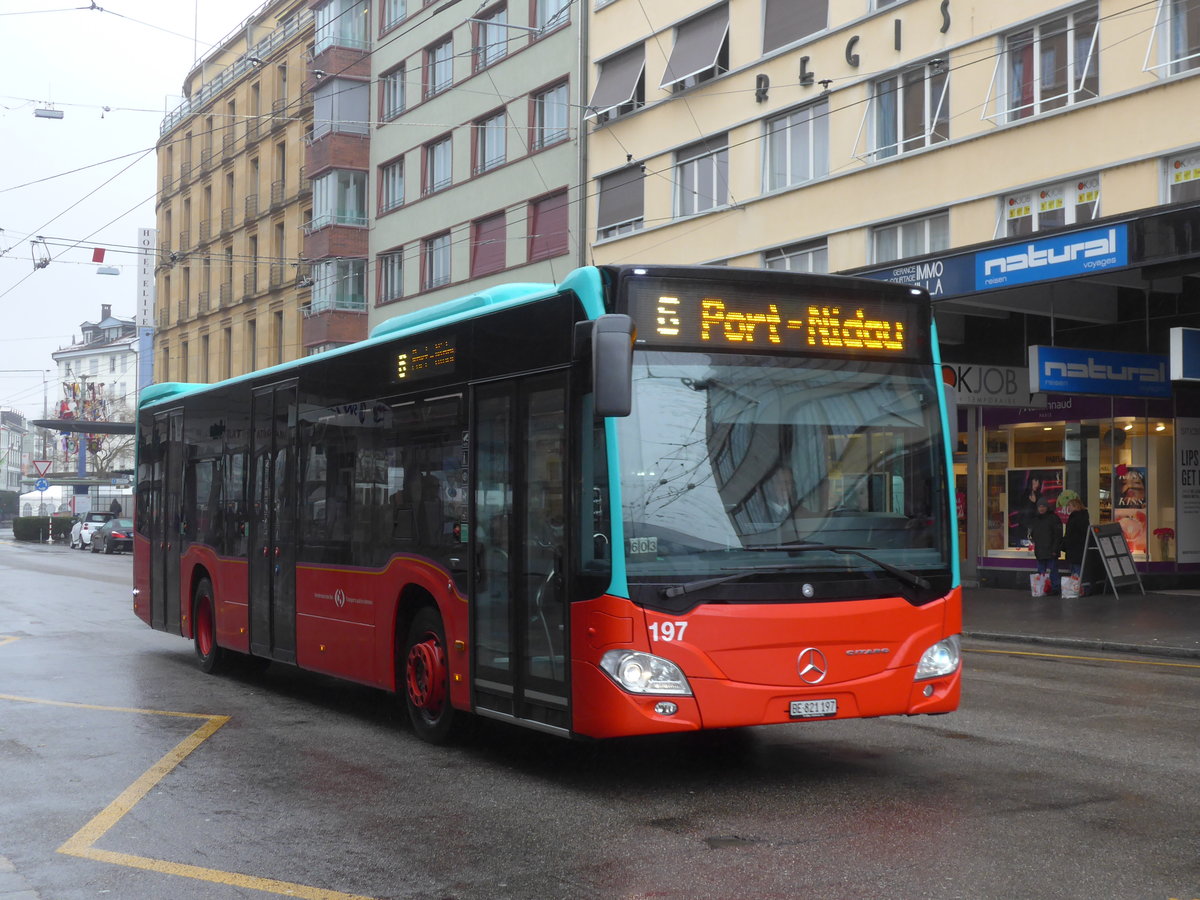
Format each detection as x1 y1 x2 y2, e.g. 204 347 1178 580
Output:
150 410 183 634
472 374 570 734
249 381 298 663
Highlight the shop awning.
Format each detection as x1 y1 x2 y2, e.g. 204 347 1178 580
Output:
660 6 729 89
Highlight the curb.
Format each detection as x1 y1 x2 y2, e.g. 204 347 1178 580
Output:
965 630 1200 661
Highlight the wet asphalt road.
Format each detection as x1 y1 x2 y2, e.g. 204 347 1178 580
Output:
1 536 1198 900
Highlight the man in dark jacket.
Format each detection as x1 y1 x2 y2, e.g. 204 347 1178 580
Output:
1029 499 1063 593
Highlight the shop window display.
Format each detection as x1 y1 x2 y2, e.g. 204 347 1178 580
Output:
974 413 1175 564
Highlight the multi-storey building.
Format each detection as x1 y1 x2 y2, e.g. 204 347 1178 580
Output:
50 304 139 474
585 0 1200 586
0 410 29 498
348 0 584 332
155 0 315 381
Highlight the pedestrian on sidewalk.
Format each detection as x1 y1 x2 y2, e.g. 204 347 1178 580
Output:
1062 497 1090 576
1029 498 1063 593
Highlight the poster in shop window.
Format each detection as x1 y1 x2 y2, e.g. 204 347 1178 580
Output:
1113 465 1148 555
1006 468 1064 548
1176 418 1200 564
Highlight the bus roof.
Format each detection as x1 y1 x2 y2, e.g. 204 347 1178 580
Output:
139 266 608 411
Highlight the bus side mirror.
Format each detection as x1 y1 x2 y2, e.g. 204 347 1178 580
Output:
592 314 635 417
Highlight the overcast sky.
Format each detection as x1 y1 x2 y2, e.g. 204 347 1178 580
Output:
0 0 258 421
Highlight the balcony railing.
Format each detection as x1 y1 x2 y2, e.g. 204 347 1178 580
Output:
244 271 258 297
222 133 236 159
177 300 189 320
269 264 285 287
178 230 190 251
270 180 285 207
219 282 233 307
200 147 215 170
180 161 192 182
245 193 258 220
199 219 212 243
198 291 210 313
220 207 234 233
161 174 173 193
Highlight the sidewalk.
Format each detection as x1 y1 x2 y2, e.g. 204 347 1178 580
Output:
963 585 1200 659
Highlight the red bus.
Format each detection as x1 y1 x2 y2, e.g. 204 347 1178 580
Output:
134 265 961 742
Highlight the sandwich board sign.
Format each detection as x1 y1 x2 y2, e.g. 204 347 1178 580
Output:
1082 523 1144 598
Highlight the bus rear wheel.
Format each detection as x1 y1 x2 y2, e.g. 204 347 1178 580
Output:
193 578 230 675
403 607 457 743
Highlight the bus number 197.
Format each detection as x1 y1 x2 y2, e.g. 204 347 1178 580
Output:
648 621 688 642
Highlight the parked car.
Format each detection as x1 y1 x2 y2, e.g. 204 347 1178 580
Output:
70 511 114 549
90 517 134 554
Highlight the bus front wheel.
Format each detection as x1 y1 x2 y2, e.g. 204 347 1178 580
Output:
193 578 229 675
403 607 457 743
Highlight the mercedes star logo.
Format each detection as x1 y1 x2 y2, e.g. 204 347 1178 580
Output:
797 647 828 685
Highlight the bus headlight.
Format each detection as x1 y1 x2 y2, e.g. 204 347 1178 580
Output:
600 650 693 696
915 635 961 680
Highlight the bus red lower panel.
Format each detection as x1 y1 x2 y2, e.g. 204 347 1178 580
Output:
570 589 962 740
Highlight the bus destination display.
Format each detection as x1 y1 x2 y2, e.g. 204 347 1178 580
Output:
395 338 456 382
627 278 921 359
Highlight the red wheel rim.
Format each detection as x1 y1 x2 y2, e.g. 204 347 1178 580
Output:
196 597 214 657
406 632 447 714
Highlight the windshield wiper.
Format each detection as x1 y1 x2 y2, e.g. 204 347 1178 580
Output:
746 543 931 591
660 565 809 599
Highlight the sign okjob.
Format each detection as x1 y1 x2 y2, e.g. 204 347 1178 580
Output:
1029 346 1171 399
976 224 1128 290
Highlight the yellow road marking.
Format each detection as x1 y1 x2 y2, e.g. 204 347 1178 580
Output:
966 647 1200 670
0 635 20 648
1 642 376 899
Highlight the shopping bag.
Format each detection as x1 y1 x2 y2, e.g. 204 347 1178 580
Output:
1060 575 1081 599
1030 573 1048 597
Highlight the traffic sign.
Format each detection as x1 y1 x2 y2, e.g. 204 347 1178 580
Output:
32 460 51 477
35 478 49 492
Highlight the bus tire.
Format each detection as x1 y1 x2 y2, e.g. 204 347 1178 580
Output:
193 578 230 675
403 606 457 743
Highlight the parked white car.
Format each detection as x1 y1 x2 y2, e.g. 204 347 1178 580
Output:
70 511 114 549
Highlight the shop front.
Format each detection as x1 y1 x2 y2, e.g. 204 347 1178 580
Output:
853 202 1200 588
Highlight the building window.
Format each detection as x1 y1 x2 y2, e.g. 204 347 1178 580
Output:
474 5 508 70
535 0 569 31
423 136 452 195
311 258 366 312
873 60 949 159
474 111 507 174
425 36 453 98
383 0 406 31
423 232 451 289
532 82 569 149
1005 5 1098 122
311 169 367 229
675 135 728 218
315 0 368 54
529 191 569 261
378 250 404 301
313 79 370 138
596 167 644 239
1167 150 1200 202
471 212 506 277
764 99 829 191
1002 176 1099 236
660 5 729 92
587 46 645 123
380 158 404 213
764 241 828 273
382 65 405 121
873 211 949 263
762 0 827 54
1161 0 1200 75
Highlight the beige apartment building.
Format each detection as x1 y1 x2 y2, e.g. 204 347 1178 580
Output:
586 0 1200 587
155 0 315 382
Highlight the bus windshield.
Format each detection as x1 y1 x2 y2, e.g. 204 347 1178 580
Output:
617 350 951 585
